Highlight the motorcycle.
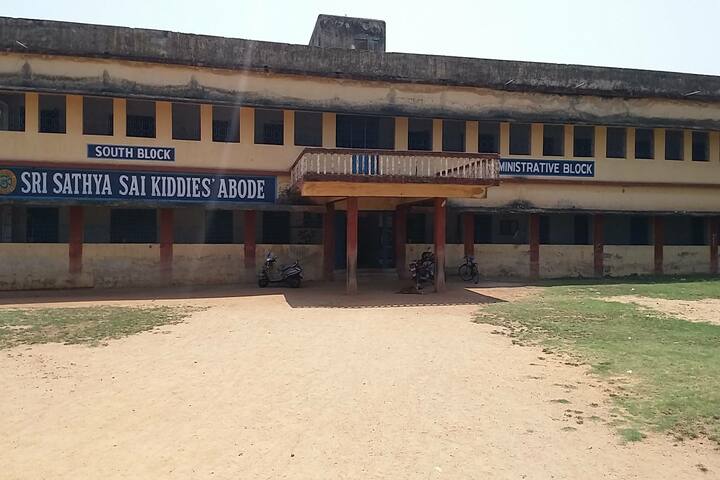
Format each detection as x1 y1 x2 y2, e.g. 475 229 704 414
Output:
458 255 480 284
258 252 303 288
409 249 435 291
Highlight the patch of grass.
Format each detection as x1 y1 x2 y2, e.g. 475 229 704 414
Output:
540 275 720 300
475 279 720 443
618 428 646 443
0 305 200 348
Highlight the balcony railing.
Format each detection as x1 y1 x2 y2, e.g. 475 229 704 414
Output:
290 148 500 186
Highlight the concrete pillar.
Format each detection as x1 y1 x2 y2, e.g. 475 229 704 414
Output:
395 204 408 279
395 117 408 151
432 119 443 152
159 208 174 280
529 213 540 280
462 212 474 257
283 110 294 146
653 216 664 275
244 210 257 273
113 98 126 138
710 217 718 275
323 203 335 281
68 206 84 275
346 198 358 294
240 107 254 144
66 95 82 135
156 101 172 140
465 121 479 153
200 104 213 142
434 198 446 292
593 214 604 277
322 112 336 148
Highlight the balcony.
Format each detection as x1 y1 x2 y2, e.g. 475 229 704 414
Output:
290 148 500 198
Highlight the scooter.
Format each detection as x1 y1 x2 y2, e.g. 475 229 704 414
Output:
258 252 303 288
409 249 435 292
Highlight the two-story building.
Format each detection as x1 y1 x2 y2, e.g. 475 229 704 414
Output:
1 14 719 292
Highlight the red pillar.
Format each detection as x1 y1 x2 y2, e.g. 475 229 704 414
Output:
434 197 446 292
323 203 335 281
529 213 540 280
346 198 358 294
68 206 84 275
710 216 718 275
159 208 174 278
593 214 604 277
653 216 664 275
395 205 408 279
462 212 475 257
244 210 257 272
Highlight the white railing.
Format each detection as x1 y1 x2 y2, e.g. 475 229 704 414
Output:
290 149 500 186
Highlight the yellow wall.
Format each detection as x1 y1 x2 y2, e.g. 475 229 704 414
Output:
1 52 720 214
539 245 594 278
664 246 710 275
604 246 654 277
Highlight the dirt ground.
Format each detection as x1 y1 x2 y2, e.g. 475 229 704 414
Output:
1 281 718 479
608 295 720 326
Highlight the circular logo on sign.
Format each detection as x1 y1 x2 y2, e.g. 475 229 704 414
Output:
0 169 16 194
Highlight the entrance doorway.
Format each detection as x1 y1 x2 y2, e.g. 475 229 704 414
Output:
334 210 395 269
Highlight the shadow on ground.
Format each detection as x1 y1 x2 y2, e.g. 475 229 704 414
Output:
0 279 512 309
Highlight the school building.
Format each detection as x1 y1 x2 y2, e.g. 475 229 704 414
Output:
0 14 719 292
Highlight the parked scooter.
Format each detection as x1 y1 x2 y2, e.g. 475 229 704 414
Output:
258 252 303 288
409 249 435 291
458 255 480 284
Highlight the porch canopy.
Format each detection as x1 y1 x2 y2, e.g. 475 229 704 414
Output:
290 148 501 293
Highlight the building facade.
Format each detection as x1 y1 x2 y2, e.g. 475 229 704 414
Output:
0 15 719 292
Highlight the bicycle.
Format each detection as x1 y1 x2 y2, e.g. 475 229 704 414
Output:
458 255 479 284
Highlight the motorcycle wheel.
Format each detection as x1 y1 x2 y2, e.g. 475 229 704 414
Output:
258 277 269 288
287 276 301 288
458 264 474 281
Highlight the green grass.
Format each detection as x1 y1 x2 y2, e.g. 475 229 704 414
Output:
0 305 200 348
539 275 720 300
476 278 720 443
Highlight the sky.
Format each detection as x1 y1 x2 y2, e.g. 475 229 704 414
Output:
2 0 719 75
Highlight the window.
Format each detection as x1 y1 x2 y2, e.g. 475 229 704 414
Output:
254 109 284 145
205 210 233 244
442 119 465 152
407 213 426 243
692 131 709 162
574 215 590 245
212 106 240 143
262 211 290 243
38 94 66 134
82 97 113 136
606 127 626 158
294 111 323 146
691 217 706 245
408 118 433 151
172 103 200 141
635 128 654 159
478 122 500 153
665 129 684 161
509 123 531 155
573 126 594 157
126 100 156 138
543 125 564 156
499 219 520 236
630 216 650 245
0 92 25 131
26 207 59 243
473 214 492 243
539 216 550 244
336 114 394 149
110 209 157 243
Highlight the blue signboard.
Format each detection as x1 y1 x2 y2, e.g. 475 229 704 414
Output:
88 144 175 161
0 166 276 204
499 159 595 177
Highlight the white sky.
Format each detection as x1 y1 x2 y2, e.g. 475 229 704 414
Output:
3 0 719 75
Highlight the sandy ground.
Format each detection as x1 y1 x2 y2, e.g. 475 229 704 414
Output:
1 281 718 479
608 295 720 325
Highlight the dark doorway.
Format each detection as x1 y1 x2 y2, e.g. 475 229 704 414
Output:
358 212 394 269
334 210 395 269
